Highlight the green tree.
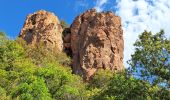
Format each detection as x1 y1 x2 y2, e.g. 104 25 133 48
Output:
16 38 71 66
94 74 161 100
89 69 170 100
0 39 24 71
0 32 6 39
35 62 86 100
11 78 52 100
0 86 9 100
0 34 52 99
128 30 170 88
86 69 115 99
10 35 87 100
90 69 113 88
60 20 69 29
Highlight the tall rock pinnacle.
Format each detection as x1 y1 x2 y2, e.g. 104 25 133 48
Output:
19 10 63 51
19 9 124 80
66 9 124 80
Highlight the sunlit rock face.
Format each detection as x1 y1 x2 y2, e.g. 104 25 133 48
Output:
19 9 124 80
19 10 63 51
69 9 124 80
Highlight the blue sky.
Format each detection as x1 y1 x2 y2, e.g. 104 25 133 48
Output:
0 0 170 67
0 0 95 38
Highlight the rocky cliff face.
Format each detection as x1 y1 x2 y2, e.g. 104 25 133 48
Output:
64 9 124 80
19 9 124 80
19 10 63 51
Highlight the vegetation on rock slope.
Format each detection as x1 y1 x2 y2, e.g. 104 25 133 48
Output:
0 30 170 100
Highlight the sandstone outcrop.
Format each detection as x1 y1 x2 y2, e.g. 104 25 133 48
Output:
19 10 63 51
67 9 124 80
19 9 124 80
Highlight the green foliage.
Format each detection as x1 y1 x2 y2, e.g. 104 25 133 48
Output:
128 30 170 87
88 69 170 100
0 33 86 100
1 30 170 100
90 69 114 89
11 78 52 100
0 36 24 71
35 62 86 100
93 73 166 100
60 20 69 29
16 38 71 66
0 32 6 39
0 86 9 100
86 69 114 99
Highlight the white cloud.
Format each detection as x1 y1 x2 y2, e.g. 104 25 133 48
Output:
95 0 108 12
115 0 170 67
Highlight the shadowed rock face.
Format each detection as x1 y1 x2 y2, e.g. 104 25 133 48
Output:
68 9 124 80
19 10 63 51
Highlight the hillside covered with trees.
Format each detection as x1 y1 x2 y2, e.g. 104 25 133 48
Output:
0 4 170 99
0 29 170 99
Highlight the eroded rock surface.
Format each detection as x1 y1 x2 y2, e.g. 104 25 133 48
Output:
19 10 63 51
69 9 124 80
19 9 124 80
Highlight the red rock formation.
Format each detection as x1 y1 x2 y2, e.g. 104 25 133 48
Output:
69 9 124 80
19 9 124 80
19 10 63 51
